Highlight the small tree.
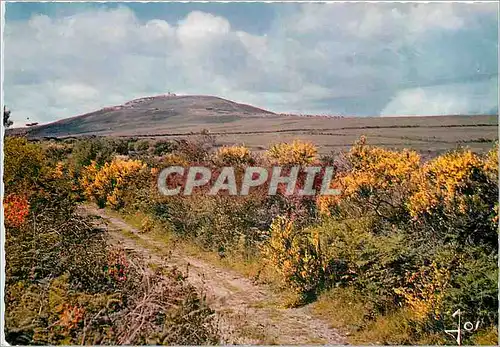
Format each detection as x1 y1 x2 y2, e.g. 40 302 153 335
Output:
3 106 13 128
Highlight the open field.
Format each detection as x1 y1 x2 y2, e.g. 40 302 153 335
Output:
182 121 498 155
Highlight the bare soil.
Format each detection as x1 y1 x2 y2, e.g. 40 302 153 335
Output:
79 205 347 345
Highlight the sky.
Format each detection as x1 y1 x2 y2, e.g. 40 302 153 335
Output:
3 1 499 126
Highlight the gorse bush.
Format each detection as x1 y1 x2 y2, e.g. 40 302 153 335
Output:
317 139 498 246
266 139 318 165
4 137 79 217
4 137 45 194
262 216 331 305
408 147 498 252
394 261 451 321
213 145 254 165
161 152 190 167
317 137 420 221
312 139 498 343
80 158 148 209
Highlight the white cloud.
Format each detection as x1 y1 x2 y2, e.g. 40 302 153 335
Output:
177 11 231 43
392 4 466 34
3 3 498 126
380 77 498 116
57 83 99 100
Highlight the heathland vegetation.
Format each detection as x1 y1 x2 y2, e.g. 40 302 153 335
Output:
4 133 498 345
4 137 220 345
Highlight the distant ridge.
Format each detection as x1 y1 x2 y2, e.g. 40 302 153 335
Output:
10 94 277 138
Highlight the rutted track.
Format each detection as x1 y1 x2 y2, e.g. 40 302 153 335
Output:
79 205 346 345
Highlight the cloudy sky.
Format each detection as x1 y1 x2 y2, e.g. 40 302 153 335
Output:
3 1 499 126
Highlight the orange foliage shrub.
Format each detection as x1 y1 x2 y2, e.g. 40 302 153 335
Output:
3 194 30 228
57 304 85 332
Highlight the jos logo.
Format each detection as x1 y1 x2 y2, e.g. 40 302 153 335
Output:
444 309 481 345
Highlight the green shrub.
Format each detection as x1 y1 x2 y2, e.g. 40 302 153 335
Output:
4 137 46 194
153 139 177 156
42 141 73 163
134 139 150 152
69 137 122 175
151 194 265 255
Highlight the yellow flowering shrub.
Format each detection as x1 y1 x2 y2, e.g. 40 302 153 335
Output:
394 262 451 321
141 215 154 233
262 216 328 304
80 158 147 209
162 153 189 167
266 140 318 165
213 145 253 165
483 143 498 177
408 149 491 217
52 162 65 179
79 161 100 199
316 195 337 216
4 137 46 194
485 145 499 224
318 137 421 218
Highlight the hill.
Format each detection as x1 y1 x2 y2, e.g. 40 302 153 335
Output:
7 94 498 155
12 95 277 138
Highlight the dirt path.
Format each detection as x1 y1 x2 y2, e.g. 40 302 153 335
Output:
79 205 346 345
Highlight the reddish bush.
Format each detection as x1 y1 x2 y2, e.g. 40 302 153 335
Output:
3 194 30 228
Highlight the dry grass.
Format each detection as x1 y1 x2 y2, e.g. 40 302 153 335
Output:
312 287 373 333
312 288 418 345
472 326 499 345
312 287 498 345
